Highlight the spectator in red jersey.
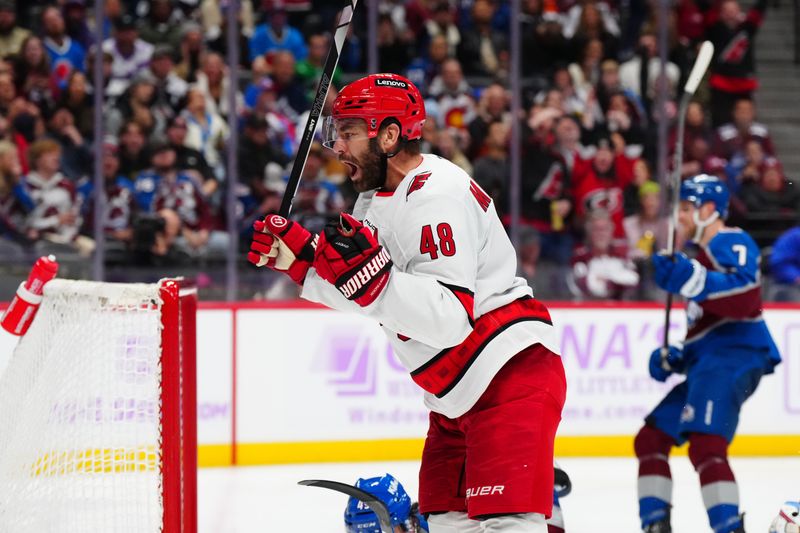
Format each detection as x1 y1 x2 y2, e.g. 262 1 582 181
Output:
569 209 640 300
701 0 768 126
22 138 93 254
571 135 637 239
712 98 774 160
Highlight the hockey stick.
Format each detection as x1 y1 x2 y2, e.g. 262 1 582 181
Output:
661 40 715 359
278 0 358 217
298 479 393 533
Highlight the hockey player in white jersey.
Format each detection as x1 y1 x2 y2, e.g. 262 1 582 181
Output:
247 73 566 532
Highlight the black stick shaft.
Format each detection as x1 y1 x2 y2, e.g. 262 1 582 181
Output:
298 479 393 533
279 0 357 217
662 94 690 354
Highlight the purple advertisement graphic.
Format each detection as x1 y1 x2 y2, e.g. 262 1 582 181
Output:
316 332 377 396
554 311 684 431
310 327 427 428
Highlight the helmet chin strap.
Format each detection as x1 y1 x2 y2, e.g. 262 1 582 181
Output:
691 209 719 242
378 138 407 190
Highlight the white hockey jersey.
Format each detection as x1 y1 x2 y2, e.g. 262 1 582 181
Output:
301 154 560 418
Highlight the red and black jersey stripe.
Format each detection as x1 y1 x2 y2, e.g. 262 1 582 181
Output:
410 297 552 398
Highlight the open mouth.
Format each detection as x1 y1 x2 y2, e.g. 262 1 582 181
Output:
341 161 360 180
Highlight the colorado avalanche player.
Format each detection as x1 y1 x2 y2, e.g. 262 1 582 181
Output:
635 174 781 533
343 474 429 533
247 73 566 532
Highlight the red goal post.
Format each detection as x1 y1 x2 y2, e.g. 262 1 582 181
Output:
0 278 197 533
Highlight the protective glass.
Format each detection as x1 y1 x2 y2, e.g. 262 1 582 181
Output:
322 116 370 150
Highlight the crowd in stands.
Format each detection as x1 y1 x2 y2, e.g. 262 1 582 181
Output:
0 0 798 300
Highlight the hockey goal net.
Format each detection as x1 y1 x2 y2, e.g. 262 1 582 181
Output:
0 279 197 532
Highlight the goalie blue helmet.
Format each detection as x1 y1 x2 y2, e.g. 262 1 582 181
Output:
343 474 428 532
680 174 730 219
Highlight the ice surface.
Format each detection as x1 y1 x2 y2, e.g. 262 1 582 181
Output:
198 457 800 532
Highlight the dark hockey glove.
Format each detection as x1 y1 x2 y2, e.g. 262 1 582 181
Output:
648 345 685 382
247 215 317 285
313 213 393 307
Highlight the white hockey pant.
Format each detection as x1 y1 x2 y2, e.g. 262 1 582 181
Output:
428 511 547 532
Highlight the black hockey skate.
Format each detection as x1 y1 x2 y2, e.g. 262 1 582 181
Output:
731 513 746 533
643 519 671 533
643 510 671 533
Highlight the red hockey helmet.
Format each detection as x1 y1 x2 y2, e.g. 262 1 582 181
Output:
329 73 426 142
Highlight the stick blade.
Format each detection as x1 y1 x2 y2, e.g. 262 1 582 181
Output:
684 41 715 96
298 479 394 533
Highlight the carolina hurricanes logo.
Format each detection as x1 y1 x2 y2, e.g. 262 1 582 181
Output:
534 163 564 201
720 32 750 64
267 215 288 228
584 189 621 214
406 171 431 200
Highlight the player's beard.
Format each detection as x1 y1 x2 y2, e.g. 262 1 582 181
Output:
341 139 385 193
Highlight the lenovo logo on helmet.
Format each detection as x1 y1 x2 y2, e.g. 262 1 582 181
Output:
375 78 408 89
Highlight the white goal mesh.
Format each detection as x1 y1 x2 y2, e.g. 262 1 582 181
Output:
0 280 173 532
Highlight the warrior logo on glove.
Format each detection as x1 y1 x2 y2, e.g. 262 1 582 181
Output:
314 213 393 307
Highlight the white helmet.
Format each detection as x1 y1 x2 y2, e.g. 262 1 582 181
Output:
770 501 800 533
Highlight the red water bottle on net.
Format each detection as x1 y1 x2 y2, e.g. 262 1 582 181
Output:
1 255 59 336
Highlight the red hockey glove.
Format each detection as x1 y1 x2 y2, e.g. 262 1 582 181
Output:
247 215 317 285
313 213 393 307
